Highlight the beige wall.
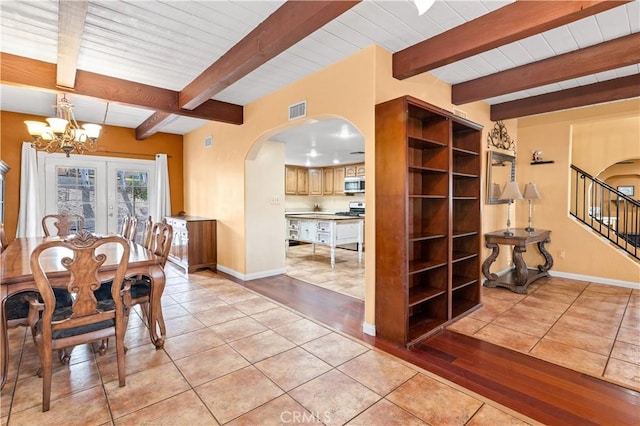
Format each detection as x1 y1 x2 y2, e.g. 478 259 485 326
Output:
517 99 640 284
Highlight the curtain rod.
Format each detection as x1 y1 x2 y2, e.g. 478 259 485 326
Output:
95 150 172 158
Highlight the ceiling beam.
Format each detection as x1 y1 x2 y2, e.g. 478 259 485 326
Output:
453 33 640 105
393 0 631 80
136 112 177 140
56 0 88 89
179 0 361 110
490 74 640 121
0 53 243 124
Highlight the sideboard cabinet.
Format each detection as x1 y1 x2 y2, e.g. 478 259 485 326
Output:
164 216 217 273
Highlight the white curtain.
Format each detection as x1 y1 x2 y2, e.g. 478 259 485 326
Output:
16 142 43 237
153 153 171 222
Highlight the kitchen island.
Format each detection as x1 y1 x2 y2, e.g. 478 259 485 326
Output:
285 214 364 267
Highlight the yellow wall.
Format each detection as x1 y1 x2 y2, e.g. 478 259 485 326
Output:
0 110 185 241
183 45 511 327
517 99 640 284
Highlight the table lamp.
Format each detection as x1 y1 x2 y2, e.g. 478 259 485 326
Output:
523 183 541 232
500 181 523 236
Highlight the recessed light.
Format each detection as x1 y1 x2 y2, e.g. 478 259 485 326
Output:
333 159 340 164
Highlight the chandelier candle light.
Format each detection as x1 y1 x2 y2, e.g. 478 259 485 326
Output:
523 183 542 232
499 181 523 236
24 95 102 157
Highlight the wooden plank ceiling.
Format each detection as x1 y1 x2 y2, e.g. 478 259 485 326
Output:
1 0 638 139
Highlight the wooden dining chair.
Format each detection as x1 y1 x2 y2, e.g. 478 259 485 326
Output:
119 215 131 238
127 215 139 241
41 213 84 237
95 222 172 338
139 215 153 248
27 231 132 412
0 222 8 252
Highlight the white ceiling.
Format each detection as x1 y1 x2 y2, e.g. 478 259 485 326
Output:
1 0 638 166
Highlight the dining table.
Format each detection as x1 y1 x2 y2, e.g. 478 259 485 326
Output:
0 235 167 389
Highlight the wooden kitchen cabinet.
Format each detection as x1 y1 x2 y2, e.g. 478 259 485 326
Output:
285 166 298 195
309 168 322 195
296 168 308 195
333 167 345 194
345 163 365 178
356 164 365 176
375 95 482 347
164 216 217 273
322 168 334 195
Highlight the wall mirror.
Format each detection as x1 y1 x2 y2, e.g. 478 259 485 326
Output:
487 151 516 204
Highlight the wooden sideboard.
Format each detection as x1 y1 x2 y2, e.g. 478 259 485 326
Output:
164 216 217 273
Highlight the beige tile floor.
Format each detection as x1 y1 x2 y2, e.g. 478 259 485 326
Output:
286 244 365 300
0 264 536 425
286 245 639 392
448 277 640 391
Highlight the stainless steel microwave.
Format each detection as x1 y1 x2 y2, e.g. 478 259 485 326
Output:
344 176 365 193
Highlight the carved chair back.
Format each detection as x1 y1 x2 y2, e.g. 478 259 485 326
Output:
41 213 84 237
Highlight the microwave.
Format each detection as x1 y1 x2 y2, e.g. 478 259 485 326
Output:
344 176 365 193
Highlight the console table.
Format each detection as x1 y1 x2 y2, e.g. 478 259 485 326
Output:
482 229 553 294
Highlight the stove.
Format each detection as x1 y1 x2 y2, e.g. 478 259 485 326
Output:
335 201 365 217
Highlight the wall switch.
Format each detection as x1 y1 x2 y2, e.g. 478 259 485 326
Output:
270 196 280 205
559 250 566 259
204 136 213 148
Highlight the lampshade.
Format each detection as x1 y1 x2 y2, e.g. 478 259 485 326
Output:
523 183 541 200
500 181 523 201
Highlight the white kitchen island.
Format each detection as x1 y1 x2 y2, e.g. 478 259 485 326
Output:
285 214 364 267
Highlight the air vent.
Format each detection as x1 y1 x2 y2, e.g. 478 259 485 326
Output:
289 101 307 120
453 108 467 119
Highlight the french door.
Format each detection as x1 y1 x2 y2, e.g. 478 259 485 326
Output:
39 153 155 235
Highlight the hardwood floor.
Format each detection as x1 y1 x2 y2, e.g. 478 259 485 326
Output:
238 273 640 426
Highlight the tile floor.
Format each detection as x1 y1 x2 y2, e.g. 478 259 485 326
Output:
286 244 640 391
0 264 535 425
448 277 640 391
286 244 365 300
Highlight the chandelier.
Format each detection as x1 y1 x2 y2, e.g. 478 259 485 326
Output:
24 95 103 157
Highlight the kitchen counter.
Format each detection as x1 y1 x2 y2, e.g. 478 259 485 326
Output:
285 213 363 220
285 215 364 267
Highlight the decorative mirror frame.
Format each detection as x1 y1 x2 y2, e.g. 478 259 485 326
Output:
487 151 516 205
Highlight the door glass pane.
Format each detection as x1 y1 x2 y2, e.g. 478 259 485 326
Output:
56 166 97 232
116 169 150 240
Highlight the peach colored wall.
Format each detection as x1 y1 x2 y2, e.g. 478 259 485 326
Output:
184 47 376 292
0 110 184 241
183 45 503 327
517 99 640 285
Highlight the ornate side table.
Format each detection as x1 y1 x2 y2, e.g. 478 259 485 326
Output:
482 229 553 294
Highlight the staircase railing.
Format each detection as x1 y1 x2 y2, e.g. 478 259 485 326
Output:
570 164 639 261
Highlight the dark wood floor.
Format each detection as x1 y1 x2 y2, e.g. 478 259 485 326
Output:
237 273 640 426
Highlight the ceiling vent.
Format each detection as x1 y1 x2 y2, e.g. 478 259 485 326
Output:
453 108 467 119
289 101 307 120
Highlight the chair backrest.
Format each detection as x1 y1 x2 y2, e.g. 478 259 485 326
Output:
42 213 84 237
140 216 153 247
0 222 8 252
148 222 173 267
30 230 130 331
127 216 139 241
119 215 131 238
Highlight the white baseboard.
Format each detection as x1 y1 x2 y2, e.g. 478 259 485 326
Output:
550 270 640 290
245 268 286 281
215 265 286 281
362 322 376 336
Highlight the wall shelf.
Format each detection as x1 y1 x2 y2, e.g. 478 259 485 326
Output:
531 161 555 165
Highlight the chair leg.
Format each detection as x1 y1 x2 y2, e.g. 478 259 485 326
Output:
58 348 72 364
97 339 109 355
116 334 126 387
42 350 53 412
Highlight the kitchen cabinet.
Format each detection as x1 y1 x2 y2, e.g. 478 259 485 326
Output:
375 95 482 347
309 168 322 195
345 163 365 178
322 168 334 195
296 168 308 195
164 216 217 273
285 166 298 195
333 167 345 194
